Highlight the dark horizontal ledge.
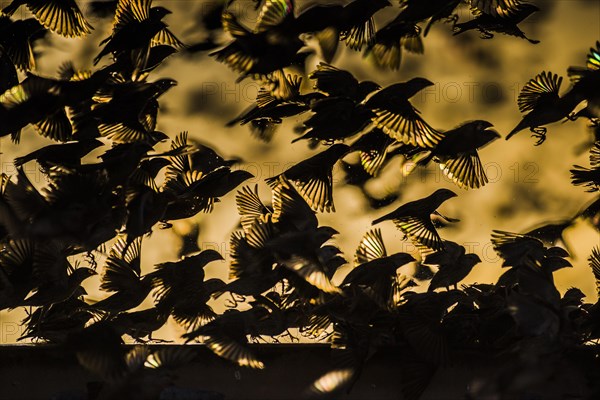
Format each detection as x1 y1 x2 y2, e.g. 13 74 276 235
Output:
0 344 594 400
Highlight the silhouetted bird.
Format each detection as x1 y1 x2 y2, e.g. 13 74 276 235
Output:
94 0 181 69
0 74 73 143
416 120 500 189
227 73 319 142
210 1 304 80
0 16 45 72
91 238 152 314
1 0 92 37
424 241 481 291
149 249 225 329
522 219 575 257
366 18 422 71
83 77 177 143
182 307 266 369
14 138 103 170
365 78 444 148
568 42 600 121
506 71 582 145
454 2 540 44
265 144 350 212
342 228 415 308
491 230 571 269
372 189 458 253
110 306 170 342
572 144 600 191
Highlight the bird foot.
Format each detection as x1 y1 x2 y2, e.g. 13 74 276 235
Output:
446 14 459 25
531 127 547 145
479 30 494 39
567 112 579 121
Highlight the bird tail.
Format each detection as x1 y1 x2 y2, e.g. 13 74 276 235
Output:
570 166 597 189
2 1 20 16
505 120 528 140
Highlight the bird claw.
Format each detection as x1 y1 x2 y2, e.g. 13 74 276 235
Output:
446 14 459 25
479 30 494 39
567 112 579 121
531 127 547 145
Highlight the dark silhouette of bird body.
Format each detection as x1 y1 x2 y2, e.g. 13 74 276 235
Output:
421 120 500 189
266 144 350 212
507 71 581 145
365 78 444 148
425 241 481 291
2 0 92 37
453 3 540 44
372 189 458 252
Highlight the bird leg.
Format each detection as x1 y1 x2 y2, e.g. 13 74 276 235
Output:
530 126 547 145
85 251 97 270
567 112 579 121
433 210 460 223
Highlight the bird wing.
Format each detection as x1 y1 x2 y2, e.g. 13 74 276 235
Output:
394 216 443 253
437 150 488 189
204 335 265 369
355 228 387 265
26 0 92 37
589 247 600 297
100 237 142 292
369 102 443 149
152 27 185 49
590 141 600 167
517 71 562 113
271 182 318 231
283 254 341 294
236 185 271 233
254 0 294 33
469 0 523 17
340 16 375 51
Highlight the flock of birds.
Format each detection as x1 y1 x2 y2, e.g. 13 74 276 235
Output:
0 0 598 399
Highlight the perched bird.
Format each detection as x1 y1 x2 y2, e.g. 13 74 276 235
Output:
1 0 93 38
110 306 170 342
416 120 501 189
424 241 481 291
453 1 540 44
372 188 458 253
265 144 350 212
365 78 444 148
506 71 582 145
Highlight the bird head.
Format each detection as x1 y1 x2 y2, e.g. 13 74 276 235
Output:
315 226 339 245
358 81 381 100
388 252 416 267
71 267 97 283
402 77 434 98
152 78 178 96
471 120 501 146
431 188 458 203
464 253 482 266
150 6 172 20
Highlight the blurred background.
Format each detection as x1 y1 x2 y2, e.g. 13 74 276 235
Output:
1 0 599 343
